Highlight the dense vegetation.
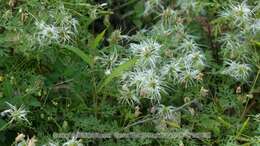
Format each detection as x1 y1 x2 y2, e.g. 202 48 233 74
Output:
0 0 259 145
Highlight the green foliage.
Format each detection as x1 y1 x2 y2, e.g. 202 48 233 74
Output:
0 0 259 146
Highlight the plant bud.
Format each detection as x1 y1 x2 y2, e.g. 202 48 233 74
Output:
236 86 241 94
195 73 204 81
134 106 141 117
200 87 209 97
21 12 29 23
8 0 17 8
15 133 25 143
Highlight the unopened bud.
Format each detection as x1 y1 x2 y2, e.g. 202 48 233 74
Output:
195 73 204 81
200 87 209 97
134 106 141 117
236 86 241 94
15 133 25 143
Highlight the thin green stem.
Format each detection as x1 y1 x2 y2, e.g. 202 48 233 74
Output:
90 70 98 118
250 66 260 93
241 66 260 118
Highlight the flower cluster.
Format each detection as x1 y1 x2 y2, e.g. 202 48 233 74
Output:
162 33 206 87
161 53 205 87
35 21 60 45
35 5 78 46
118 1 207 106
219 1 258 81
222 60 251 81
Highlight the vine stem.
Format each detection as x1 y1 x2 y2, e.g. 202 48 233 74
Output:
250 66 260 93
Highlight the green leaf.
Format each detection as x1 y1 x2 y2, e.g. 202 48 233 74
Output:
251 40 260 47
236 117 250 138
166 121 181 128
63 45 94 67
89 29 106 55
97 57 138 92
217 117 231 128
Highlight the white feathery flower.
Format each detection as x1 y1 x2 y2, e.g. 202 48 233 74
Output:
130 39 161 68
127 68 148 89
35 5 78 46
57 6 78 44
127 69 166 102
221 1 252 26
98 49 119 75
219 33 251 61
184 51 206 70
59 26 74 44
41 25 59 40
58 17 78 44
141 75 165 102
220 33 243 50
35 21 59 45
156 104 176 120
144 0 164 15
35 18 77 45
178 64 200 87
58 6 78 32
161 54 205 87
62 137 83 146
222 61 251 81
122 69 166 103
177 38 199 53
1 102 29 124
161 59 181 80
119 84 139 106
